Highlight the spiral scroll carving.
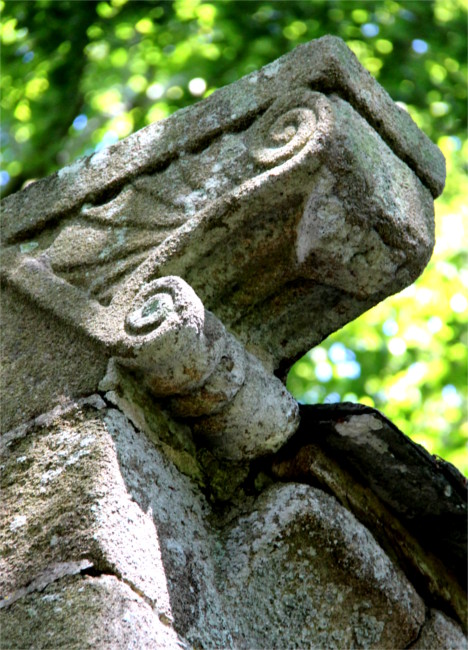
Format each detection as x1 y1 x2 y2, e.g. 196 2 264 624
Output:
120 276 220 396
119 275 299 460
125 276 204 339
248 90 331 168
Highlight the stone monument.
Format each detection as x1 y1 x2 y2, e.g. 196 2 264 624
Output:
1 36 466 648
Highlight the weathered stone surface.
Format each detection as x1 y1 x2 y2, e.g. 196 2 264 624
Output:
413 610 468 650
1 36 444 238
110 275 299 460
1 35 456 650
270 403 468 627
1 37 443 410
1 398 440 649
219 482 425 649
0 285 108 430
0 398 235 648
0 397 174 620
0 574 188 650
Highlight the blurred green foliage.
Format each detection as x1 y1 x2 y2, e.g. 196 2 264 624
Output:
1 0 466 473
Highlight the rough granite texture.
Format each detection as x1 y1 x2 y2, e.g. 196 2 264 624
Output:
0 574 189 650
2 38 443 419
1 36 444 245
412 610 468 650
2 398 452 649
219 482 425 649
0 285 108 430
271 403 468 625
1 36 462 650
111 275 299 460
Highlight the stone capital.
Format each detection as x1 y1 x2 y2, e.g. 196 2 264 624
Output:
2 36 444 383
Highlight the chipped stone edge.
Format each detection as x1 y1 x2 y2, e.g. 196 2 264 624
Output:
0 560 93 609
0 394 107 450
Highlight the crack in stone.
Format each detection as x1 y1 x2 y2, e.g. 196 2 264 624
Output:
404 606 431 649
0 560 94 610
1 557 174 630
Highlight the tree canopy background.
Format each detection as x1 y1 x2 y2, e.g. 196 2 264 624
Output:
1 0 466 473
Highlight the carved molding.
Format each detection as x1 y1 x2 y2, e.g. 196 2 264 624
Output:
1 36 445 432
109 276 299 460
1 87 437 374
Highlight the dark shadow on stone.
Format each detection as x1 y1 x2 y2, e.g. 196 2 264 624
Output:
263 402 467 629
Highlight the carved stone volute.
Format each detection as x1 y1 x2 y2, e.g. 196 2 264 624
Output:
2 38 444 383
2 36 466 650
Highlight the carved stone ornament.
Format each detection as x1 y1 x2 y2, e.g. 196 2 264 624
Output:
1 36 466 650
1 37 445 458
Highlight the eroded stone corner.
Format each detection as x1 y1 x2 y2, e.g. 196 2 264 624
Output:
0 396 233 649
